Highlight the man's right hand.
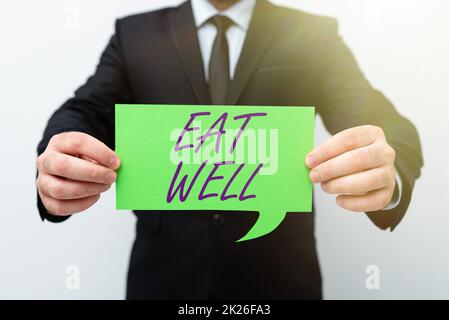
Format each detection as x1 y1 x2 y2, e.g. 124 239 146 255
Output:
36 132 120 217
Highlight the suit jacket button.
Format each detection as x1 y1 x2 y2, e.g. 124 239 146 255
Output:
212 213 224 226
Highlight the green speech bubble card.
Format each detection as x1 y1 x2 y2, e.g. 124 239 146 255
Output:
116 105 314 242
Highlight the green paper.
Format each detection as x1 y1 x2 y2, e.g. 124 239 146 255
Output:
116 104 314 242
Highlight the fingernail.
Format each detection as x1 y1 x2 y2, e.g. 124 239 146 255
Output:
109 157 120 169
310 170 320 183
336 197 343 206
306 155 316 167
321 183 328 192
107 172 117 183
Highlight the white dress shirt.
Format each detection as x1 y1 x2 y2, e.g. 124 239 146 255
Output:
190 0 402 210
191 0 256 80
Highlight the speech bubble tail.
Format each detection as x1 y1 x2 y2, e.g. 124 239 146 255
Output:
237 210 287 242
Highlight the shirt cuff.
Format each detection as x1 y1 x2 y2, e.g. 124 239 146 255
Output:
382 168 403 211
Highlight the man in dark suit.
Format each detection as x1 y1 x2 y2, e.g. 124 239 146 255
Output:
36 0 423 299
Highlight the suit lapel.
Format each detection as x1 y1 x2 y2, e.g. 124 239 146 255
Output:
168 0 284 106
227 0 284 105
168 1 211 105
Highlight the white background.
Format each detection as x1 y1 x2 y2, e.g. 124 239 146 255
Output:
0 0 448 299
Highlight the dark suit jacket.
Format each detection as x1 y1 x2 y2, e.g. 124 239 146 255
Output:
37 0 423 299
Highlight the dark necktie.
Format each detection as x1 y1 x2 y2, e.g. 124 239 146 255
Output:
208 15 234 105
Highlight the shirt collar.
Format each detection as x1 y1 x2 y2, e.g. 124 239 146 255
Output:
191 0 256 31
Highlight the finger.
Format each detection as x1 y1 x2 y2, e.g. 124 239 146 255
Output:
310 143 388 183
80 155 100 165
321 166 394 195
336 188 394 212
306 125 384 168
39 193 101 216
38 174 111 200
51 132 120 170
40 151 117 184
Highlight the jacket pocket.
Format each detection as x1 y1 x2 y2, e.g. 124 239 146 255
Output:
257 65 308 73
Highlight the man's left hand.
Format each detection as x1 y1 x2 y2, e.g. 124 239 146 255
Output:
305 125 397 212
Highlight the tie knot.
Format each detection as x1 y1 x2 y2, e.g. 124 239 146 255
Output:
209 15 234 32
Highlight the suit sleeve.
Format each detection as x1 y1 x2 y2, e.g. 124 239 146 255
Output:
316 19 423 230
36 20 131 222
